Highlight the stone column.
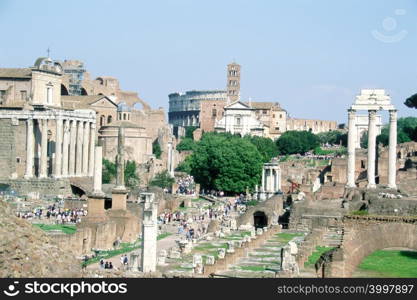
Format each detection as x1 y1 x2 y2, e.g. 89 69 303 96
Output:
24 118 34 178
69 120 77 176
388 110 397 189
93 146 103 194
62 119 69 177
367 110 377 189
276 167 281 191
82 121 90 176
76 120 84 176
261 167 266 191
347 109 356 187
84 146 106 223
39 119 48 178
167 141 174 177
141 193 158 273
54 118 63 178
88 123 96 177
270 168 274 192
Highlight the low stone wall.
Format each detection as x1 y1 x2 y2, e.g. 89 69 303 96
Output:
1 178 72 197
315 183 345 200
296 228 325 269
203 225 281 276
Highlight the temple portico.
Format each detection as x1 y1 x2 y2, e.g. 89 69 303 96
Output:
258 158 281 201
0 109 96 180
347 89 397 189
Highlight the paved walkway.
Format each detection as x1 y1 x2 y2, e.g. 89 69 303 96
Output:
86 225 180 271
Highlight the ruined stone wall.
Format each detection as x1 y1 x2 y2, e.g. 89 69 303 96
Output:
237 194 283 227
288 201 344 232
327 216 417 277
0 119 16 178
1 178 72 197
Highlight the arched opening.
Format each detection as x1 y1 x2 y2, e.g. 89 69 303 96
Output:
80 87 88 96
253 211 268 229
61 84 69 96
99 115 105 127
107 115 112 124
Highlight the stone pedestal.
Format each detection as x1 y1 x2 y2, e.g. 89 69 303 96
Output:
111 188 128 210
85 194 106 223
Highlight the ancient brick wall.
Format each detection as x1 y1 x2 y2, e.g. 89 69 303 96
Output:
0 178 72 197
0 119 16 178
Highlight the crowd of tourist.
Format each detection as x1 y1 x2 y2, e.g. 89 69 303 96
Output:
175 175 195 195
16 204 87 224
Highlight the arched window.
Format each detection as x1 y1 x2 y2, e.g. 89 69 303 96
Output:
100 115 105 127
107 115 112 124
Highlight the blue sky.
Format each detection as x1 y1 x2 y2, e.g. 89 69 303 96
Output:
0 0 416 123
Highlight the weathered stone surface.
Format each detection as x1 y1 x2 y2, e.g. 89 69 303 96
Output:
0 201 81 277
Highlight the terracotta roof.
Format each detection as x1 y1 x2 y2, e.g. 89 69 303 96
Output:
0 68 32 79
61 95 117 109
245 101 281 110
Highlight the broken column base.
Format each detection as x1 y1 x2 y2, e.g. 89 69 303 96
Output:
111 187 128 210
83 192 107 223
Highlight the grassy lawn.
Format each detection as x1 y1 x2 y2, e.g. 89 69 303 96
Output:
304 246 334 268
274 232 304 244
356 250 417 278
240 265 267 272
33 224 76 234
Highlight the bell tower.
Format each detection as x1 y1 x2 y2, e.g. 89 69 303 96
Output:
227 62 240 103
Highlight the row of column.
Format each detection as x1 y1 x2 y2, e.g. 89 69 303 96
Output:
261 166 281 192
347 109 397 189
24 118 96 179
181 115 199 127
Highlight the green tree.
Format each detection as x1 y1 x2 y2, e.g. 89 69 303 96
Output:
176 138 197 152
276 131 319 155
404 93 417 109
187 132 263 193
176 156 192 173
102 159 116 184
244 135 279 162
124 160 139 187
316 130 345 145
150 170 175 189
185 126 198 139
361 117 417 148
152 140 162 159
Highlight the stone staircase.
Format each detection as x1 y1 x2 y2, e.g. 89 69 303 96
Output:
213 231 305 278
322 225 343 247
